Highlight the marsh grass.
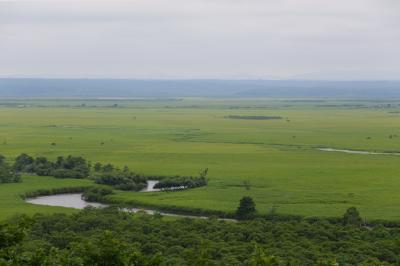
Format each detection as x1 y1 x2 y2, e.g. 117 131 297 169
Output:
1 98 400 219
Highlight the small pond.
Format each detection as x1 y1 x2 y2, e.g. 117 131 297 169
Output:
141 180 186 192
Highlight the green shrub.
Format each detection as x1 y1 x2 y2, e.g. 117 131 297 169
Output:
154 168 208 190
82 187 114 202
93 167 147 191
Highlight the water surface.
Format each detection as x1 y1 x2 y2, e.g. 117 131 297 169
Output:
26 193 106 209
141 180 160 192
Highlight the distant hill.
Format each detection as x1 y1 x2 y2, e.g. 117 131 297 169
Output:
0 78 400 98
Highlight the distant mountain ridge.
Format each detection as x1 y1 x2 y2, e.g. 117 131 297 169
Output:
0 78 400 98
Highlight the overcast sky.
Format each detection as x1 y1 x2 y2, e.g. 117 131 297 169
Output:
0 0 399 79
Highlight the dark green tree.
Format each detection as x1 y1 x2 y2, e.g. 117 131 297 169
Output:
0 155 21 183
102 164 114 172
13 153 34 172
236 196 256 220
94 162 103 172
343 207 362 226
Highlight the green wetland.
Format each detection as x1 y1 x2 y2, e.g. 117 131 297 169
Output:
1 98 400 220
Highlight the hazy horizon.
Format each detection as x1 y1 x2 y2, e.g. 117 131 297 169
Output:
1 79 400 98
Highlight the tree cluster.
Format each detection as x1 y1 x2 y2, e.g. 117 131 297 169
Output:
0 155 21 183
13 153 90 179
12 154 147 191
0 207 399 265
8 154 210 192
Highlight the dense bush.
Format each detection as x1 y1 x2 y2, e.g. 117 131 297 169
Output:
1 208 400 265
0 155 21 183
92 163 147 191
53 156 90 178
154 168 208 190
82 187 114 202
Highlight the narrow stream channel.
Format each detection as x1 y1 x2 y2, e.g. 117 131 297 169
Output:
318 148 400 156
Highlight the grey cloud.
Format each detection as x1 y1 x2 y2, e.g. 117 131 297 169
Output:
0 0 399 79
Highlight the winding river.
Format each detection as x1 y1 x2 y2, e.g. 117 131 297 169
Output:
25 180 235 221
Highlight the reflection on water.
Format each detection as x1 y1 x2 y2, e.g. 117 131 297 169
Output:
141 180 185 192
141 180 160 192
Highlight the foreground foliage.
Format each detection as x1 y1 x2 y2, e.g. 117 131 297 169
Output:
1 208 400 265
